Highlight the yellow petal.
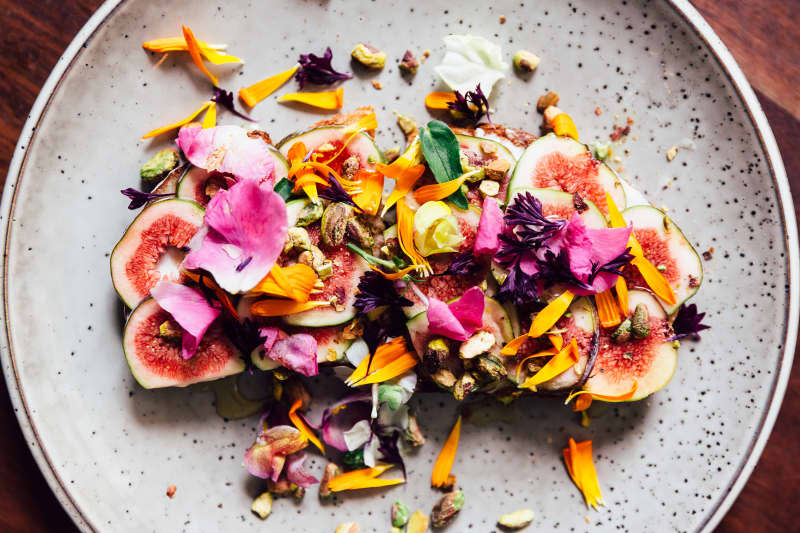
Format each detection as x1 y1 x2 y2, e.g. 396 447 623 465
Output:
500 333 530 356
288 398 324 453
514 348 558 380
606 192 643 257
238 64 299 107
328 464 403 492
631 256 676 305
343 111 378 134
412 175 468 204
563 438 604 509
572 394 593 412
431 416 461 487
201 102 216 128
369 264 417 280
397 200 430 274
548 333 564 352
528 290 575 338
346 338 408 385
615 276 629 315
278 87 344 110
142 37 240 63
352 170 384 215
250 299 330 317
553 113 579 140
595 289 621 328
354 352 418 385
199 47 243 65
142 101 212 139
519 339 579 390
565 381 639 405
249 264 317 302
425 91 456 110
182 26 218 86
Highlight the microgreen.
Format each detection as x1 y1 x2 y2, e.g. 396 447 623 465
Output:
211 86 255 121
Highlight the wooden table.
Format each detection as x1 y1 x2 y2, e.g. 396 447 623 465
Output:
0 1 798 531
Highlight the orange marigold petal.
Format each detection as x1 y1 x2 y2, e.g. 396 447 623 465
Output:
431 416 462 487
500 333 530 356
595 289 621 328
352 170 384 215
181 26 218 86
368 264 417 280
412 175 468 204
553 113 579 140
201 102 216 128
528 290 574 338
425 91 456 110
250 299 329 317
288 399 325 453
327 464 401 492
565 381 639 405
615 276 629 315
238 64 299 107
355 352 418 385
142 101 212 139
278 87 344 110
631 255 676 305
346 338 409 385
519 339 579 390
563 438 604 509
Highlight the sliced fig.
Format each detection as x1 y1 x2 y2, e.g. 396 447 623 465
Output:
123 298 244 388
508 133 626 216
622 205 703 315
456 133 517 202
509 187 607 228
403 203 486 318
277 126 384 175
537 297 599 391
110 199 205 308
584 289 678 401
149 163 186 197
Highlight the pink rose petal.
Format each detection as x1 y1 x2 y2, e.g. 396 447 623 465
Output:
268 334 318 377
177 123 203 154
259 327 286 352
183 179 287 294
563 213 632 294
243 425 307 480
427 286 485 341
150 281 220 360
285 452 319 488
474 197 504 256
427 297 469 341
179 125 276 185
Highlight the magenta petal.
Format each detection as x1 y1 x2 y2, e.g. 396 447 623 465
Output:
183 179 288 293
285 452 319 488
564 214 594 280
177 123 203 154
150 281 220 359
585 225 632 265
427 297 469 341
180 125 276 185
474 197 504 256
447 286 485 337
259 327 285 352
268 334 318 377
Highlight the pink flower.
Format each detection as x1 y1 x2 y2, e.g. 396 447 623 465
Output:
285 452 319 487
268 334 318 377
150 281 220 360
243 425 307 480
177 125 276 185
426 286 485 341
563 214 631 294
474 196 505 256
183 179 287 294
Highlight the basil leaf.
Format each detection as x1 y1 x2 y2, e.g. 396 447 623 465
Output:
420 120 469 209
273 177 293 201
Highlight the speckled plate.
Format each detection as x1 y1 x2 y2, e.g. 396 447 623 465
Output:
2 0 797 531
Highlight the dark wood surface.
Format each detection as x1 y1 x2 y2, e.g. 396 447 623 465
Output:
0 1 798 531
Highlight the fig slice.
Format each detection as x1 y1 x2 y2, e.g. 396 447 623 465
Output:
110 199 205 308
123 298 244 388
583 289 678 401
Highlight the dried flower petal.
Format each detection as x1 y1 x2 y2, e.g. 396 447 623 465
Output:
269 334 318 377
211 86 254 121
142 101 212 139
150 281 221 360
120 188 172 209
289 398 325 452
243 425 307 480
562 438 604 509
285 452 319 488
178 125 277 184
354 271 413 314
278 88 344 110
427 286 485 341
182 25 218 85
668 303 710 340
519 338 579 391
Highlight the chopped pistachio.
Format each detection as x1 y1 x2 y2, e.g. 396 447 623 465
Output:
317 260 334 280
367 154 378 164
399 50 419 75
342 156 360 180
267 477 293 497
536 91 560 112
396 113 419 139
479 141 497 154
291 485 305 500
351 43 386 69
424 337 450 372
610 318 632 344
346 218 375 249
404 414 426 446
335 522 359 533
406 511 430 533
317 142 336 152
656 264 667 272
431 369 457 389
476 354 507 381
631 303 651 339
391 501 410 527
666 145 679 161
459 330 496 359
431 490 464 528
296 200 324 227
513 50 540 73
140 148 180 185
319 462 340 499
390 528 403 533
497 509 535 530
250 492 273 519
158 320 182 340
484 158 511 181
453 373 477 401
284 227 312 253
479 179 500 198
321 203 354 247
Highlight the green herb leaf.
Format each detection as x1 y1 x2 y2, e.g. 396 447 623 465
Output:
420 120 469 209
273 177 293 201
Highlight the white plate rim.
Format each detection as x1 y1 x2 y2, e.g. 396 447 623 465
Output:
0 1 796 531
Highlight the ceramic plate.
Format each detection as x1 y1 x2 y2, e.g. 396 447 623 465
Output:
2 0 797 531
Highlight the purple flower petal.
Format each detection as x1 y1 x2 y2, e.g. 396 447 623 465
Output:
150 281 220 359
322 398 372 452
474 197 504 256
183 180 287 293
268 334 318 377
285 452 319 488
177 125 276 185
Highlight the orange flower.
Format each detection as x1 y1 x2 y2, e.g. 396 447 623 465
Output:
346 338 417 386
412 175 468 204
249 264 317 302
327 464 404 492
396 199 430 274
278 87 344 110
378 157 426 216
142 36 242 64
250 299 330 317
431 416 462 487
562 438 604 509
519 338 579 391
595 288 621 328
238 65 300 107
142 101 213 139
182 25 219 85
528 290 574 338
288 398 325 453
425 91 457 110
352 170 384 215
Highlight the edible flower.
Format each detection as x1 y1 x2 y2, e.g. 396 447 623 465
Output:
238 65 300 108
268 334 319 377
289 398 325 451
327 464 404 492
201 102 216 128
182 25 219 85
210 86 254 121
285 452 319 488
346 338 418 386
397 200 431 274
562 438 604 509
606 192 676 305
318 173 361 211
519 338 579 391
425 91 457 110
120 187 172 209
434 34 507 97
142 101 213 139
413 201 463 257
514 348 558 379
183 270 238 318
296 47 353 87
668 303 711 340
426 286 484 341
431 415 462 488
278 87 344 110
595 288 622 328
320 392 373 451
565 381 639 405
184 179 287 293
177 124 277 184
474 196 504 256
552 113 579 140
150 280 221 360
615 276 629 315
529 290 575 337
249 264 317 302
250 299 330 317
243 425 307 480
412 175 468 204
353 271 413 314
437 250 483 277
142 36 242 64
378 154 426 216
447 84 492 124
352 170 384 215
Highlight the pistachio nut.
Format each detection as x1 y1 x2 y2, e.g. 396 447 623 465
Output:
396 113 419 139
497 509 535 530
431 490 465 528
335 522 359 533
479 180 500 198
631 303 651 339
391 501 410 527
346 218 375 249
399 50 419 75
453 373 477 401
250 492 273 519
513 49 540 73
536 91 560 112
319 462 340 499
424 338 450 372
140 147 180 185
404 414 426 446
431 369 457 390
296 200 324 227
610 318 632 344
458 330 496 359
476 354 507 381
284 226 312 253
321 202 354 247
342 156 360 180
351 43 386 69
484 158 511 181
